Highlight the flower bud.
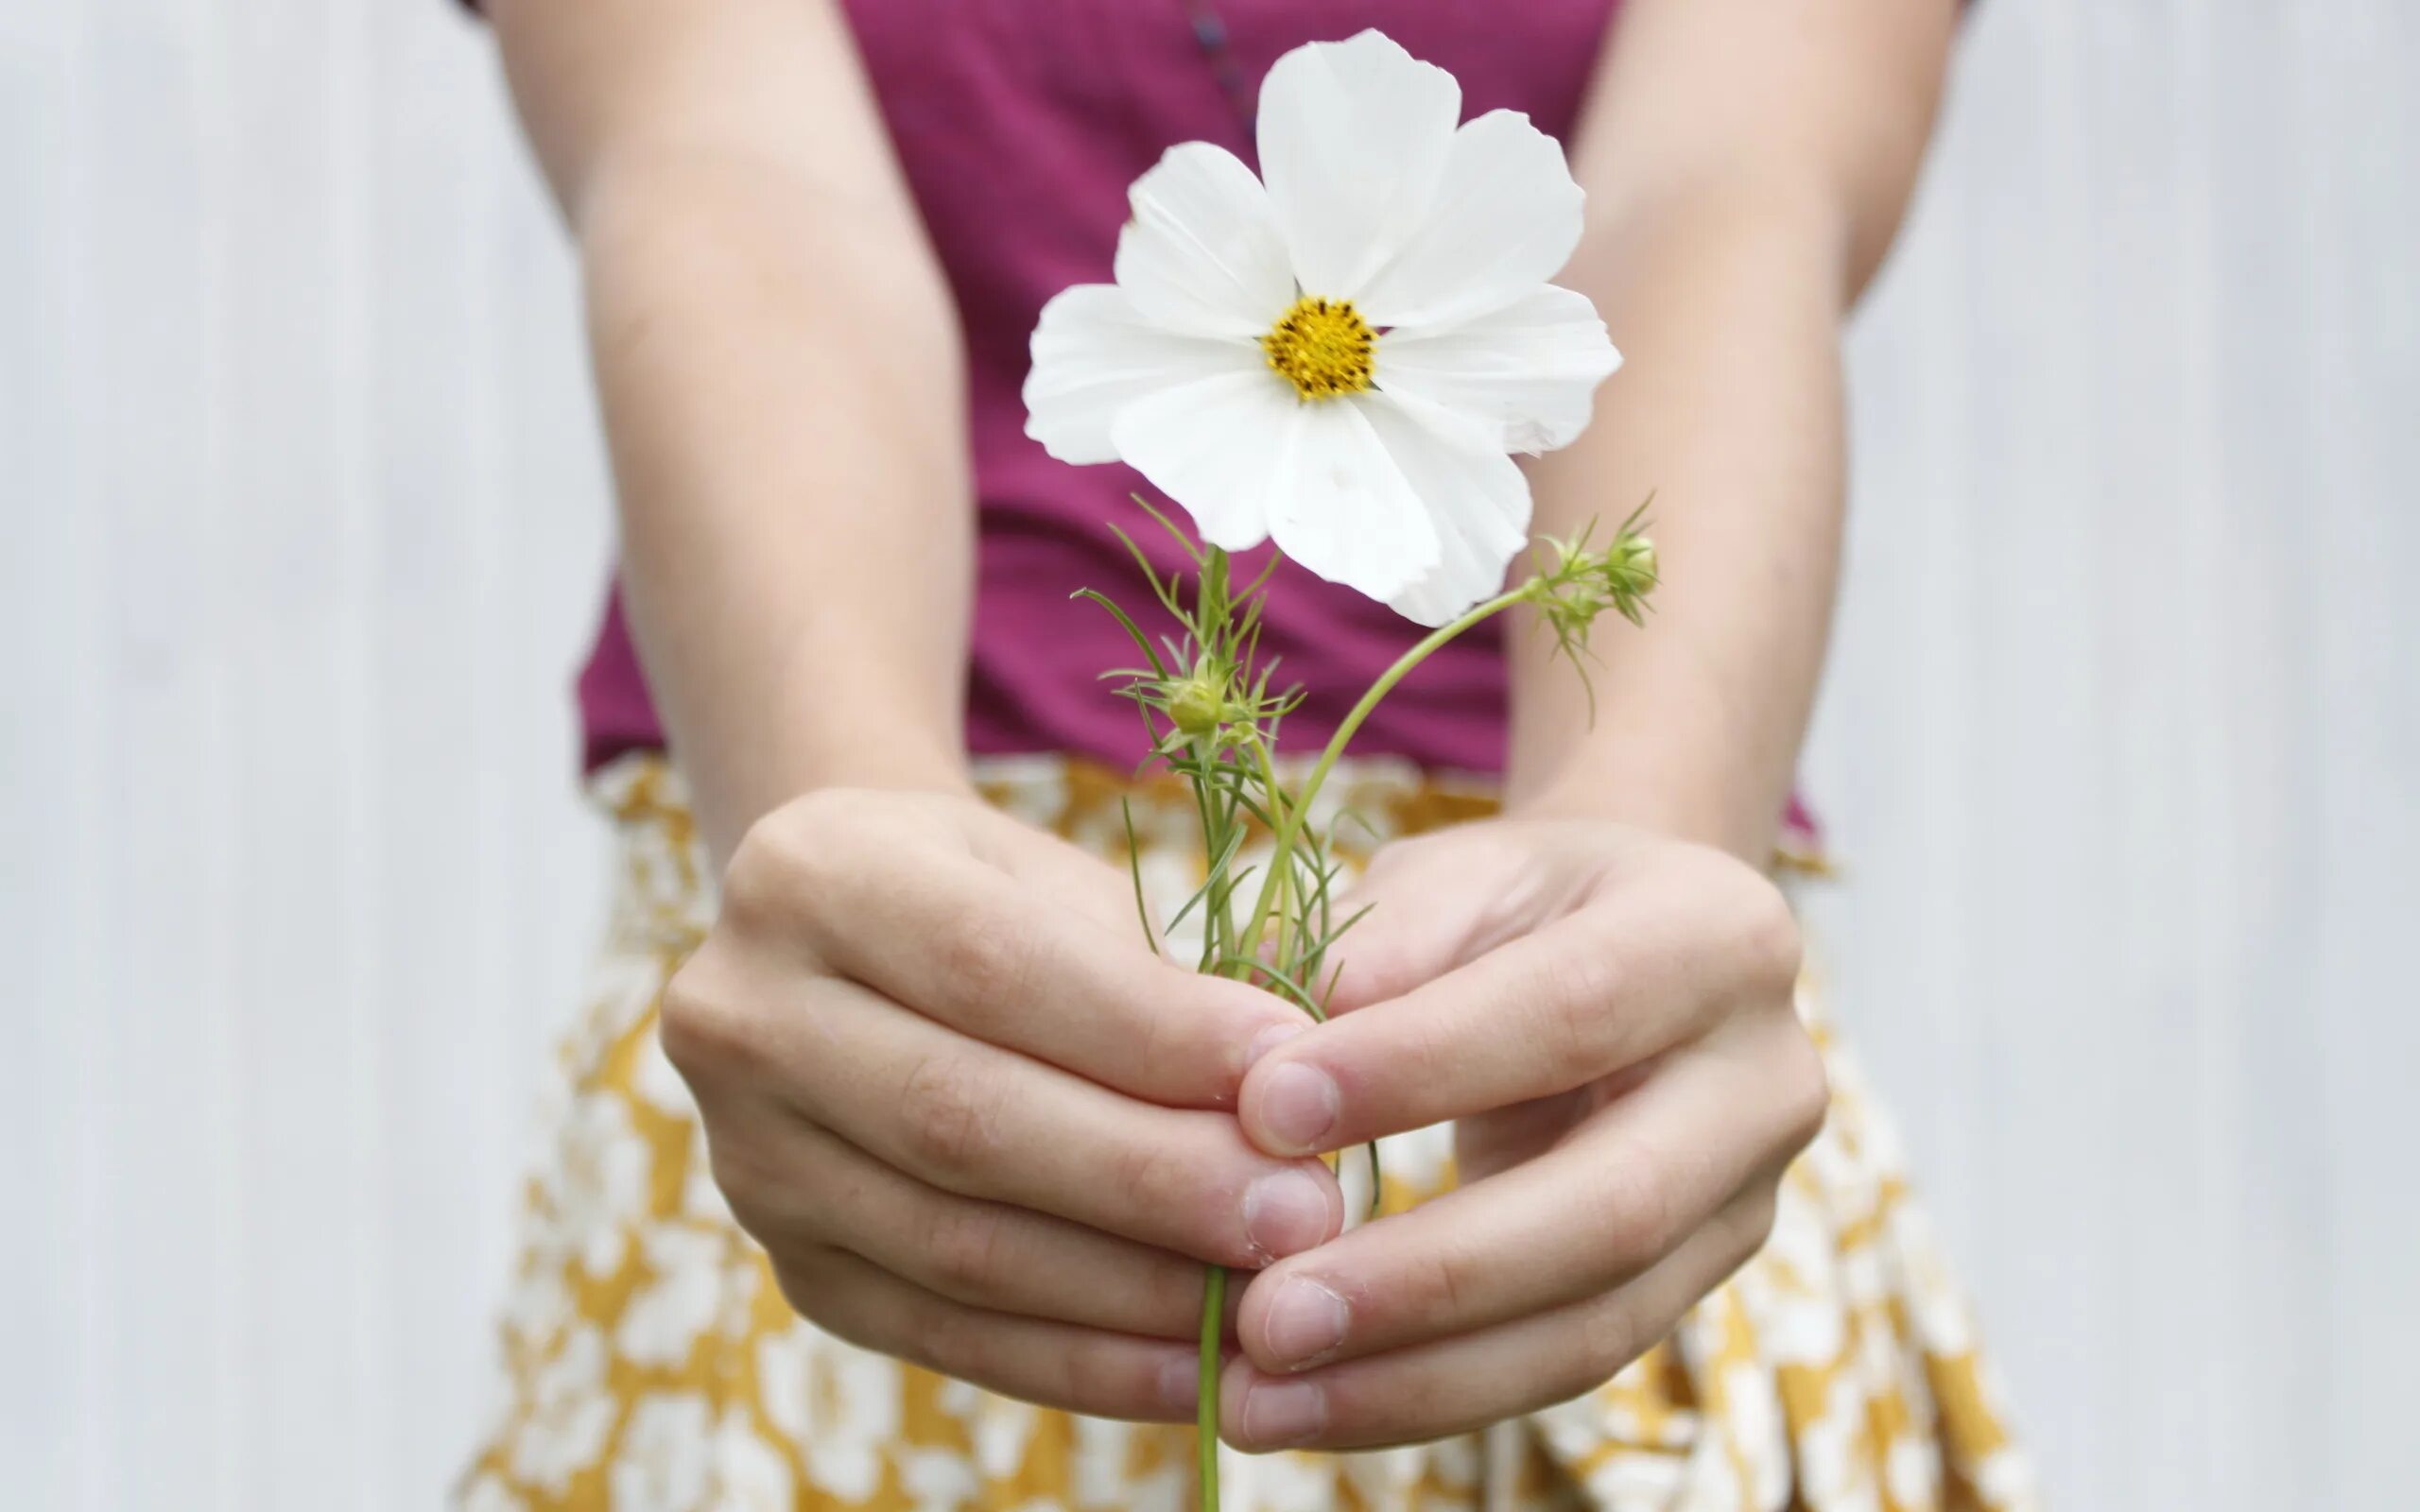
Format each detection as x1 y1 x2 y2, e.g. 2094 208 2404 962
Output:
1167 675 1226 737
1607 534 1658 594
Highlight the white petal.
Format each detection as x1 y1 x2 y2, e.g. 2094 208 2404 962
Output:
1024 285 1260 465
1264 398 1444 603
1357 392 1534 627
1115 142 1297 337
1354 111 1587 328
1256 30 1461 301
1107 369 1302 553
1376 284 1622 455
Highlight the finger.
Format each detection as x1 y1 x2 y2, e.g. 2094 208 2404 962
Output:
730 791 1305 1108
1234 1006 1825 1372
713 1108 1226 1340
1239 854 1798 1155
775 1245 1202 1424
1317 826 1596 1014
1217 1184 1779 1453
952 798 1168 940
779 974 1342 1267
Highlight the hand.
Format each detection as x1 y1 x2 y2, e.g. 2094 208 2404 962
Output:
1219 814 1826 1451
661 787 1344 1421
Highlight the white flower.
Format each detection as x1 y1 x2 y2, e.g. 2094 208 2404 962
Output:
1024 28 1622 625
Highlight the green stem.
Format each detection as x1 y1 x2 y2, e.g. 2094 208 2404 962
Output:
1187 717 1230 1510
1240 584 1533 956
1199 1263 1225 1505
1166 552 1534 1512
1236 726 1295 966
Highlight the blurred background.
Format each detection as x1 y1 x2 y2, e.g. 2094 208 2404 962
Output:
4 2 2413 1507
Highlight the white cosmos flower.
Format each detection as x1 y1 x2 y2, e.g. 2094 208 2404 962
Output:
1024 28 1622 625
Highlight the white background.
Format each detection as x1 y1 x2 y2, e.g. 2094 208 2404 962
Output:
4 2 2414 1507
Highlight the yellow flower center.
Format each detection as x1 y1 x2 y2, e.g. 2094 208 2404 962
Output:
1260 296 1375 401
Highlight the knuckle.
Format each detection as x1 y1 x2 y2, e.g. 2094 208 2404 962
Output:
1595 1151 1681 1267
904 1290 977 1378
658 950 755 1085
699 1127 770 1223
896 1052 1008 1182
1146 1253 1213 1333
920 1200 1013 1299
1122 983 1187 1082
1552 933 1629 1018
1071 1341 1169 1422
1731 871 1804 989
1772 1021 1831 1155
722 788 875 932
720 817 811 933
1401 1235 1482 1324
934 900 1041 1012
767 1247 852 1335
1578 1294 1646 1380
1383 1371 1455 1447
1732 1186 1783 1270
1299 1374 1427 1452
1530 944 1622 1072
709 1125 848 1252
1110 1136 1196 1221
1390 1005 1464 1110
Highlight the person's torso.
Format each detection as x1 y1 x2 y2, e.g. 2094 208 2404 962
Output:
579 1 1621 773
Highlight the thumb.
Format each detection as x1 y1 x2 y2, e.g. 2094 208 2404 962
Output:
1313 834 1522 1015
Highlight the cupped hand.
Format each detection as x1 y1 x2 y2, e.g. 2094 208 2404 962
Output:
1220 813 1826 1452
662 787 1343 1423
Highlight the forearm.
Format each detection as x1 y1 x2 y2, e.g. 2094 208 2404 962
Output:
1503 0 1954 861
1507 184 1847 861
486 0 976 863
580 154 974 861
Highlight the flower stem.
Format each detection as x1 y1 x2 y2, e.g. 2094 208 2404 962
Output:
1199 1263 1225 1505
1087 510 1651 1512
1240 584 1532 956
1105 542 1537 1512
1236 726 1296 963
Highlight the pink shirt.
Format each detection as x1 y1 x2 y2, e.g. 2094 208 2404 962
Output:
577 0 1622 776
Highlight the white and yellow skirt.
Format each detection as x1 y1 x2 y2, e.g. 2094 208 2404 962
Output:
459 755 2032 1511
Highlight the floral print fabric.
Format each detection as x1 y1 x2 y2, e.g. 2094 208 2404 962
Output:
459 755 2033 1511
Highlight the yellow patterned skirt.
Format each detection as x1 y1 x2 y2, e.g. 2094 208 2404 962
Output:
458 755 2033 1511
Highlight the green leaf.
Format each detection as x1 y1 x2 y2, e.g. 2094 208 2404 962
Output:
1072 589 1170 679
1211 954 1328 1022
1119 799 1160 958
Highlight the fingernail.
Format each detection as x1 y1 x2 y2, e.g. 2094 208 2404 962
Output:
1242 1021 1305 1073
1242 1168 1332 1260
1241 1379 1328 1449
1159 1354 1201 1413
1255 1062 1340 1154
1261 1277 1349 1369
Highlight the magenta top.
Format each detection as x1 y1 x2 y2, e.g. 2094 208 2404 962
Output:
574 1 1625 778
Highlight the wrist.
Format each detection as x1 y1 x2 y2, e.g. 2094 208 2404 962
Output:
782 730 977 804
691 727 974 867
1505 644 1798 863
1503 750 1776 862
